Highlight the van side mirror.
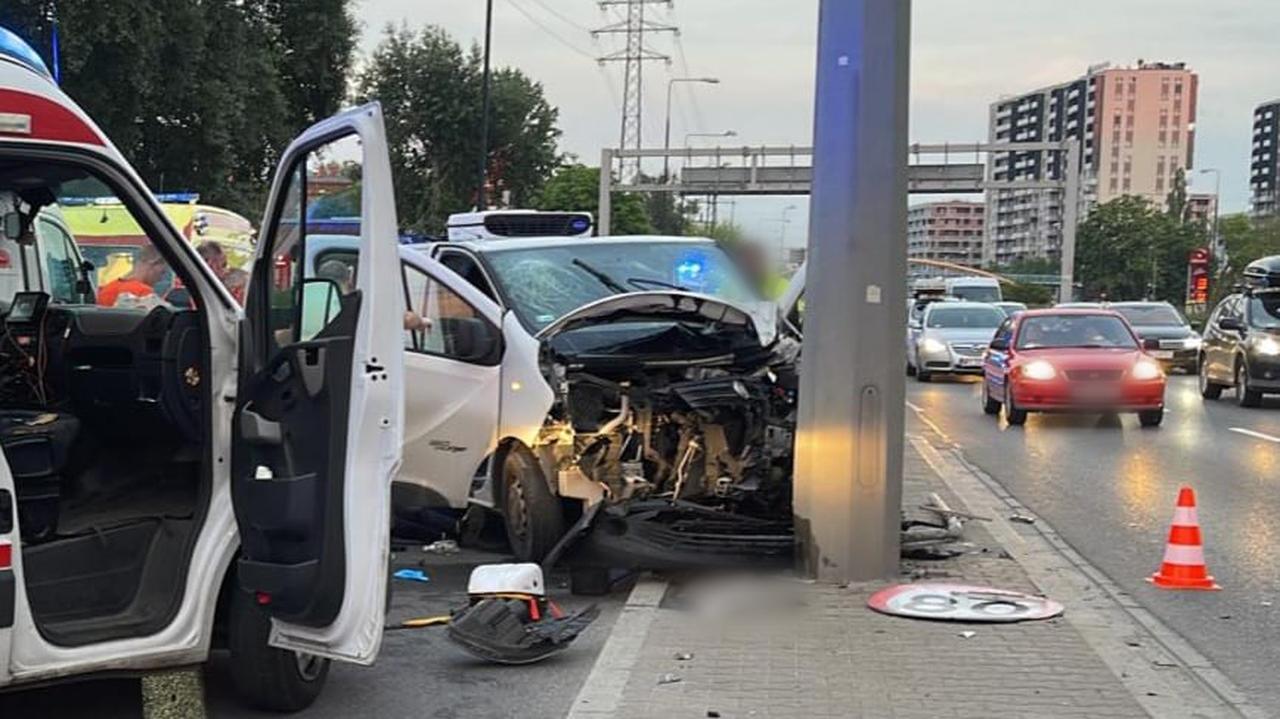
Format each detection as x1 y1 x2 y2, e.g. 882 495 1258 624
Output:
1 212 19 240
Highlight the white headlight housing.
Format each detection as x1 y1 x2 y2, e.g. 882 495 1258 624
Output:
1131 359 1163 381
1021 359 1057 381
1183 336 1202 350
920 337 947 354
1255 337 1280 356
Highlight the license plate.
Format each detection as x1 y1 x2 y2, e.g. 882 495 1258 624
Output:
1073 384 1121 401
957 357 981 368
1151 350 1174 359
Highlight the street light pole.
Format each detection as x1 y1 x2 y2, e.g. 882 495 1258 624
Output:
779 204 798 267
476 0 495 210
794 0 910 583
1198 168 1222 269
664 77 720 180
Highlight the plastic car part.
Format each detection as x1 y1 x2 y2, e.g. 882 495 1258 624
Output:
446 597 599 664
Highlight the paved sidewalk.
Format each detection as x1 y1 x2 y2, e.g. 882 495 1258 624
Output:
567 427 1247 719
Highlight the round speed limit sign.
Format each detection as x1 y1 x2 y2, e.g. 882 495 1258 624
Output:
867 583 1064 623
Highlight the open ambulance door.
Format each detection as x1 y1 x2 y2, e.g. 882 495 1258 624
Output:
231 103 404 664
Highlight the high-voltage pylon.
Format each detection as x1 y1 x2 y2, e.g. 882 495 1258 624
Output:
593 0 676 182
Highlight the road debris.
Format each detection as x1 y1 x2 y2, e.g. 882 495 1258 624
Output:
393 568 431 583
385 615 451 632
1009 514 1036 525
900 493 969 556
675 651 695 661
423 539 460 555
445 564 599 664
658 673 683 685
959 630 977 639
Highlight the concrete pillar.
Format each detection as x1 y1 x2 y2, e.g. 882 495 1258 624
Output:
793 0 911 583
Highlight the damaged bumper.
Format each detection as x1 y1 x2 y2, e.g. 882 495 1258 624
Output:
551 500 794 571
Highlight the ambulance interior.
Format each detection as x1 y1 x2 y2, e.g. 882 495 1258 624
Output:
0 159 208 646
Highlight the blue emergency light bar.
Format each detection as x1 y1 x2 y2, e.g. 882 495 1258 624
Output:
57 192 201 207
0 27 53 80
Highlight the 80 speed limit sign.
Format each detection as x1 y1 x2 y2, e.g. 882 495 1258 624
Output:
867 583 1064 623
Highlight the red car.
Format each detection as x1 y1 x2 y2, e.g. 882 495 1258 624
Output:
980 309 1167 427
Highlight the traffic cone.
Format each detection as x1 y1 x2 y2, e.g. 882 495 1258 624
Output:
1148 486 1220 591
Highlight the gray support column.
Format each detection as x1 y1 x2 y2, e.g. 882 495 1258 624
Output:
793 0 911 583
598 148 614 236
1060 139 1081 303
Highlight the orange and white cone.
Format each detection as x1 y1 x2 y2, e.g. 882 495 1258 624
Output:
1148 486 1220 591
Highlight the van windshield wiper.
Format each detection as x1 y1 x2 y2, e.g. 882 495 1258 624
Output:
627 276 689 292
572 258 628 294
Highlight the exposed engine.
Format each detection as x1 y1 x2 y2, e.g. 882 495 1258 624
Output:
537 357 798 519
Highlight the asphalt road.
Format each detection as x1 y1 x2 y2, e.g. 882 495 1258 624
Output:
908 373 1280 713
0 546 626 718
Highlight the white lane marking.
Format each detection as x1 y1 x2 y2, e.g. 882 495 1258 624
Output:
905 400 952 443
1228 427 1280 444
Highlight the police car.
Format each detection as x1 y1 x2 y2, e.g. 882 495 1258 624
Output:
0 28 404 710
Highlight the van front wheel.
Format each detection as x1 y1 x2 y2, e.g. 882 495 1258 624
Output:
227 586 330 713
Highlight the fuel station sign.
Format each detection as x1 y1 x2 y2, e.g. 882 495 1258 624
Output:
1187 248 1211 306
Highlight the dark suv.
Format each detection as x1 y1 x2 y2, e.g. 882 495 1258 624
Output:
1199 289 1280 407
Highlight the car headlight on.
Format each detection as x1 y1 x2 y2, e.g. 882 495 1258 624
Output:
1021 359 1057 381
1255 336 1280 356
920 338 947 355
1131 359 1163 381
1182 336 1202 350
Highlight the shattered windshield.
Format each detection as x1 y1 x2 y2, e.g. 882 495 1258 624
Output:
483 241 758 332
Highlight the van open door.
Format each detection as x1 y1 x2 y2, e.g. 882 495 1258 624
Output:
231 103 404 664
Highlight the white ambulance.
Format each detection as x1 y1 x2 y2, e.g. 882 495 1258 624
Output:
0 28 403 710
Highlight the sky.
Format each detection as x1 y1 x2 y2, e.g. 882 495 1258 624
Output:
353 0 1278 249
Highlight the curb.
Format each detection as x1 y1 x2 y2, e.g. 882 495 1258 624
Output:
565 578 668 718
910 430 1264 719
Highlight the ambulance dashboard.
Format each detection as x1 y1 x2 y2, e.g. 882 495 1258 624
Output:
0 292 204 441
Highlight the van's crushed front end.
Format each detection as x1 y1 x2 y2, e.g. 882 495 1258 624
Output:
531 292 800 571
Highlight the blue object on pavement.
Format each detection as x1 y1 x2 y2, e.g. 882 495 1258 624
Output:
394 569 431 583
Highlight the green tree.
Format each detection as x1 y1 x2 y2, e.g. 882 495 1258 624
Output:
354 26 562 232
535 164 653 235
1165 168 1189 223
1076 196 1205 303
1213 214 1280 298
0 1 356 216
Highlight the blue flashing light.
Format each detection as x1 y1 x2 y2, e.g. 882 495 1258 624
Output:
155 192 201 204
0 26 53 80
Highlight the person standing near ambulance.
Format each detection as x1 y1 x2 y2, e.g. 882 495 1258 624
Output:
97 244 167 307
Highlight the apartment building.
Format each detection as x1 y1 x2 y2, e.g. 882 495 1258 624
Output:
1253 100 1279 217
907 200 985 268
985 61 1198 266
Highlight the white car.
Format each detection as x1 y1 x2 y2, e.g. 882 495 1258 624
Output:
0 32 404 711
300 230 803 566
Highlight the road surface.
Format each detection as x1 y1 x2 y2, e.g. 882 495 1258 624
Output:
0 546 626 718
909 374 1280 713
